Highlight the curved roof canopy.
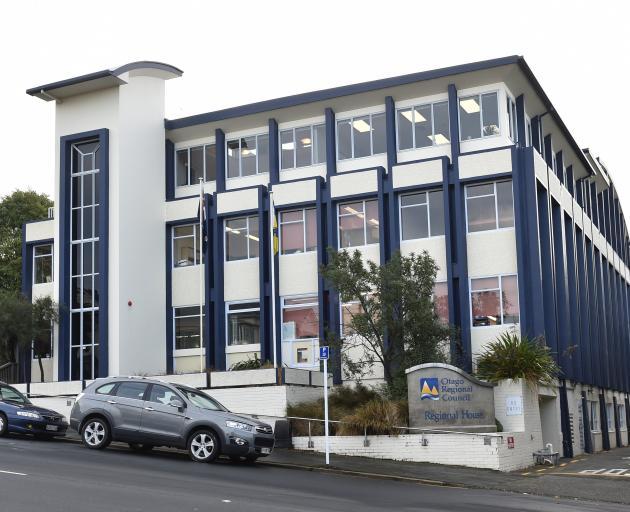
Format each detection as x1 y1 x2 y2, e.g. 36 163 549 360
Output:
26 61 183 102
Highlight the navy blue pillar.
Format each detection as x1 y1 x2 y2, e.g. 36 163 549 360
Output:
385 96 397 170
581 391 593 453
165 139 175 200
258 187 271 364
211 193 226 370
599 393 611 450
268 119 279 185
215 129 226 193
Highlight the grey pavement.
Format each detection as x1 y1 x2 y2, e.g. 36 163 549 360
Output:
1 433 627 512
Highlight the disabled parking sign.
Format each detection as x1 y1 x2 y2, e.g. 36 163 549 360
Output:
319 346 329 360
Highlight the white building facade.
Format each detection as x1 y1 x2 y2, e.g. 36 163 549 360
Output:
21 57 630 457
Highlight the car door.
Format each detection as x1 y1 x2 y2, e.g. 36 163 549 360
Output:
140 384 187 446
108 381 149 441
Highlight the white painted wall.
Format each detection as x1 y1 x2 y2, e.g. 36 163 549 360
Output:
25 220 54 241
330 168 379 198
172 265 204 306
392 159 443 189
466 229 517 278
224 260 259 301
279 252 318 296
459 148 512 180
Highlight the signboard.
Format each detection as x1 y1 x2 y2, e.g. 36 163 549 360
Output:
319 346 329 360
506 396 523 416
507 436 515 449
406 363 496 433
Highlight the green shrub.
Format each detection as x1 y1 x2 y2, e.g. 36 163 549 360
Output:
338 399 405 436
229 354 273 371
475 332 560 386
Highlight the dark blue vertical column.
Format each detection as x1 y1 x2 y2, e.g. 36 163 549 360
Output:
585 239 601 387
258 187 271 364
165 225 174 374
575 227 593 383
315 178 327 345
384 96 399 259
268 119 279 185
377 167 388 264
531 116 541 153
565 214 582 381
446 84 471 370
385 96 397 170
581 391 594 453
215 129 226 193
537 184 558 357
613 396 622 447
555 151 564 184
204 193 214 372
165 139 175 200
552 201 571 372
515 95 526 147
212 194 226 370
599 392 610 450
566 166 574 196
325 108 336 175
20 232 33 384
543 134 553 169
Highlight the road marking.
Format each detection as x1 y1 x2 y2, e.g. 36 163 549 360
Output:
0 470 27 476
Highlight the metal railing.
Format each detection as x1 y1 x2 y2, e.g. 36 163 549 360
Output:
0 362 19 384
47 207 54 219
286 415 504 448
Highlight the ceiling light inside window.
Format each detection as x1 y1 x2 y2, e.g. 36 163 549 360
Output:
248 235 260 242
460 98 480 114
428 134 450 145
352 119 371 133
368 219 379 226
300 138 312 145
225 227 241 235
402 110 426 124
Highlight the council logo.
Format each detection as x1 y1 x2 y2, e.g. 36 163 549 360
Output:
420 378 440 400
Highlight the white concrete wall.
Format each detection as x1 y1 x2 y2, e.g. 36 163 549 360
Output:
279 252 318 296
293 431 535 472
224 260 259 301
330 169 379 198
392 159 443 189
459 148 512 180
172 265 204 306
25 220 54 241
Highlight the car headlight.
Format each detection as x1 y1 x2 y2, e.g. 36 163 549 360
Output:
17 411 41 419
226 420 252 431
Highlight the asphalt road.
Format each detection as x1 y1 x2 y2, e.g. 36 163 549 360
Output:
0 435 626 512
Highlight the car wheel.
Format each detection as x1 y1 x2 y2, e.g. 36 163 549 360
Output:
81 418 111 450
128 443 154 452
0 413 7 437
188 430 219 463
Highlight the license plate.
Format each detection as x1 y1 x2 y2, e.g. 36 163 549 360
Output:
45 425 58 432
261 447 271 455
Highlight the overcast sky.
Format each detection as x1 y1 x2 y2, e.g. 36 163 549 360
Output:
1 1 628 210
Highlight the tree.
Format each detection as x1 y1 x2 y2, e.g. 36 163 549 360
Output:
0 190 53 294
0 291 59 382
320 249 453 398
475 331 561 386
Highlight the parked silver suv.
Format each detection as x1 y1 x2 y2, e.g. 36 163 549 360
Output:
69 377 274 463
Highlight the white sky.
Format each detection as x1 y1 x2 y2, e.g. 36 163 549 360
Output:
0 1 628 210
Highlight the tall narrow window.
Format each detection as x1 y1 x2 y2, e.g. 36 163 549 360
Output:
175 143 216 186
397 101 450 150
281 296 319 367
225 216 259 261
226 134 269 178
70 140 101 381
227 302 260 346
279 208 317 255
470 275 519 327
174 306 204 350
465 180 514 233
459 92 499 141
172 224 201 267
400 190 445 240
507 96 518 143
33 244 53 284
337 112 386 160
338 200 379 248
280 124 326 169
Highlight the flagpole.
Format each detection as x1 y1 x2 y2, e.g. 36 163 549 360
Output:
198 178 204 375
269 191 277 369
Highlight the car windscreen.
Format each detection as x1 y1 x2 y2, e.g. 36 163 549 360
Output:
0 385 31 405
177 387 228 412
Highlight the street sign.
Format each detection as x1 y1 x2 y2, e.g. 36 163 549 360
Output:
507 436 515 449
319 346 329 360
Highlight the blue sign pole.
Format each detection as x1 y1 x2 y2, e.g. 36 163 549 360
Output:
320 346 330 465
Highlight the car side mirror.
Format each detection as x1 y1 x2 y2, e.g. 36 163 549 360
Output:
170 399 185 411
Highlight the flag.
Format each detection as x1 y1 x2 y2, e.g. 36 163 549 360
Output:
197 191 208 255
272 213 279 255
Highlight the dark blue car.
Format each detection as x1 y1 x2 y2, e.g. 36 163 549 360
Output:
0 381 68 438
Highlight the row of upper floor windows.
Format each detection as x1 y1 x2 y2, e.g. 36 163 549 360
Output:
171 179 515 266
174 87 532 187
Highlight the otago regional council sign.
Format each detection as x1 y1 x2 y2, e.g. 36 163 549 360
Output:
406 363 497 432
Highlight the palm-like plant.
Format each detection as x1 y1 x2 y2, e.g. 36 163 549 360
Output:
475 332 560 386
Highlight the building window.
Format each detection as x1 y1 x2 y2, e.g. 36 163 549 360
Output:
174 306 204 350
400 190 445 241
465 181 514 233
279 208 317 255
459 92 499 141
337 112 386 160
470 275 519 327
280 124 326 169
607 403 615 432
507 96 518 143
281 296 319 367
433 282 449 325
226 134 269 178
590 401 600 431
338 200 379 248
526 116 532 147
227 302 260 346
70 140 101 381
172 224 201 267
340 301 363 337
33 244 53 284
618 405 626 430
397 101 450 151
225 216 259 261
176 144 216 186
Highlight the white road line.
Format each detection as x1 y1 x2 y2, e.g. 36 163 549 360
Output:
0 470 27 476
